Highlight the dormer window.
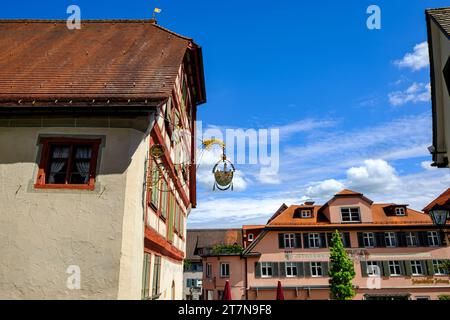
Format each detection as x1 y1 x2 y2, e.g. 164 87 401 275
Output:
340 207 361 223
248 233 254 242
395 207 406 216
301 210 312 218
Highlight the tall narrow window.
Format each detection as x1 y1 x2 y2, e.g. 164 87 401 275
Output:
284 233 295 248
308 233 320 248
406 232 417 247
261 262 273 278
388 261 401 276
363 232 375 247
410 261 424 276
141 253 152 300
152 256 162 298
220 263 230 278
206 263 212 278
285 262 298 277
35 138 101 190
310 262 323 277
385 232 397 247
427 231 440 246
248 233 254 242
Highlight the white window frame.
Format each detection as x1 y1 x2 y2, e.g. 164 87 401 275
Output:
220 262 230 278
433 260 447 275
395 207 406 216
308 233 320 248
388 261 401 276
248 233 254 242
385 232 397 248
427 231 440 247
340 207 361 223
406 232 417 247
363 232 375 248
261 262 273 278
310 262 323 277
411 260 424 276
284 233 295 248
206 263 212 278
366 261 380 277
285 262 298 278
301 210 312 218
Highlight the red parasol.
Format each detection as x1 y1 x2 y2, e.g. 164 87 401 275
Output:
276 281 285 300
222 280 232 300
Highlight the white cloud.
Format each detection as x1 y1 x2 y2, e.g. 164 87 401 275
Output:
277 119 337 138
420 161 437 171
306 179 345 199
394 42 429 71
388 82 431 106
346 159 400 192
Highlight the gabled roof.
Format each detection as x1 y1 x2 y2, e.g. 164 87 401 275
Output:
423 188 450 212
426 7 450 38
0 20 206 106
335 189 362 196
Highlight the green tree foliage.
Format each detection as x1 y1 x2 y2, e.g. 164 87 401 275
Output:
328 230 356 300
212 243 243 255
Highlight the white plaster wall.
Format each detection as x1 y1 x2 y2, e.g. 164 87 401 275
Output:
157 257 184 300
0 126 145 299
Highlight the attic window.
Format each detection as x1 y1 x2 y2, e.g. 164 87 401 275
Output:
395 207 406 216
248 233 254 242
301 210 312 218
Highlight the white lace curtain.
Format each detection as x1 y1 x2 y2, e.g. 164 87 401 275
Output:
75 147 92 181
48 147 70 183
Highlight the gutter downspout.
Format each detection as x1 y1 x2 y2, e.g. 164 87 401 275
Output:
244 256 248 300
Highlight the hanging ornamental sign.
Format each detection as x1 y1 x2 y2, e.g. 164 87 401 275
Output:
150 144 165 158
202 138 236 191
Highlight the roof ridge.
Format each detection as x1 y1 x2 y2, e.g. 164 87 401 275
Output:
0 19 194 41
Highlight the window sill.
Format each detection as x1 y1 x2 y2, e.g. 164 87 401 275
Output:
34 183 95 191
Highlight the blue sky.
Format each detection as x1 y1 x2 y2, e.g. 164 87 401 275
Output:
3 1 450 228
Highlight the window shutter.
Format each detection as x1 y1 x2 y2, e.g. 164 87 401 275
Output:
399 260 406 275
255 263 261 278
425 260 434 275
272 262 279 277
278 233 285 249
326 233 333 247
438 232 444 247
280 262 286 278
382 261 389 276
304 262 311 277
375 233 386 247
418 232 428 247
303 234 309 249
404 261 412 276
296 262 304 277
322 262 329 277
343 232 351 248
320 233 327 248
357 232 364 248
397 232 407 247
295 233 302 248
361 261 368 277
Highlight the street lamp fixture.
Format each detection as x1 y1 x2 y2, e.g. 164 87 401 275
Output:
428 205 449 245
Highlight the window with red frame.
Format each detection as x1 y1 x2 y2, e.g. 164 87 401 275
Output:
35 138 100 190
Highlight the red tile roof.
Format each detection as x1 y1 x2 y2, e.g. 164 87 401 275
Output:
335 189 362 196
267 190 433 227
423 188 450 212
0 20 206 105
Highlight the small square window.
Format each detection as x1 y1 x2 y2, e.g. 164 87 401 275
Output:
35 137 101 190
340 208 361 223
395 207 406 216
301 210 312 218
248 233 254 242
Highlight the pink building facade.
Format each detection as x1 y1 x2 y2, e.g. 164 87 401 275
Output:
202 190 450 300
